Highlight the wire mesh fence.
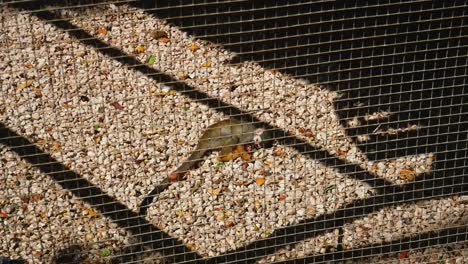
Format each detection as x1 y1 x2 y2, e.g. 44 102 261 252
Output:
0 0 467 263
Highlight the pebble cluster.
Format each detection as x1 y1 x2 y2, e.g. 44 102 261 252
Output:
0 3 464 263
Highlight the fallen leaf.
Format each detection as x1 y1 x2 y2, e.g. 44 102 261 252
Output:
208 188 222 195
51 141 61 152
224 220 235 228
110 101 123 110
190 43 200 52
159 37 170 43
201 60 212 67
337 147 347 156
31 194 42 202
61 102 72 108
23 63 34 68
214 162 224 168
0 212 7 218
147 55 156 64
176 211 184 217
273 147 286 157
255 177 266 186
135 45 145 53
186 243 195 249
399 168 416 181
18 81 33 90
97 28 108 34
324 184 337 192
99 248 111 257
87 208 97 217
34 87 42 97
278 194 286 201
399 251 407 259
150 30 168 39
93 124 101 133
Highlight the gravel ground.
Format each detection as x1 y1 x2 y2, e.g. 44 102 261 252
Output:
0 2 464 262
0 145 128 263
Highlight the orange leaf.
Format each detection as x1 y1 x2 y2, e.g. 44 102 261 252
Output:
0 211 7 218
97 28 108 35
159 37 170 43
135 45 146 53
87 208 97 217
255 178 266 186
190 43 200 52
399 168 416 181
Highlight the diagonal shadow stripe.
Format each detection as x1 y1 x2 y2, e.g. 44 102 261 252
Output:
5 1 467 263
279 225 468 264
0 123 203 262
205 183 468 263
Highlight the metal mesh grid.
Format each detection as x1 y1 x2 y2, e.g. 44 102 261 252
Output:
0 0 467 263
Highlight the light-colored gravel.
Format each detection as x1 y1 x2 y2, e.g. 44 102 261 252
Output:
0 145 129 263
0 2 461 262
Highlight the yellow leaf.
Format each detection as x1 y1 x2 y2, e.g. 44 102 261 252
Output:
135 45 146 53
255 177 266 186
190 43 200 52
87 208 97 217
176 210 184 217
208 188 222 195
186 243 194 249
18 81 33 90
201 60 211 67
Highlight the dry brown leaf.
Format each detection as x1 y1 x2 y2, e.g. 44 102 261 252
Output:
97 28 108 35
31 194 42 203
159 37 170 43
110 101 123 110
24 63 34 68
18 81 33 90
190 43 200 52
337 147 347 156
34 87 42 97
186 243 194 250
399 168 416 180
61 102 72 108
255 177 266 186
150 30 168 39
224 220 235 228
135 45 145 53
273 147 286 157
201 60 212 67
